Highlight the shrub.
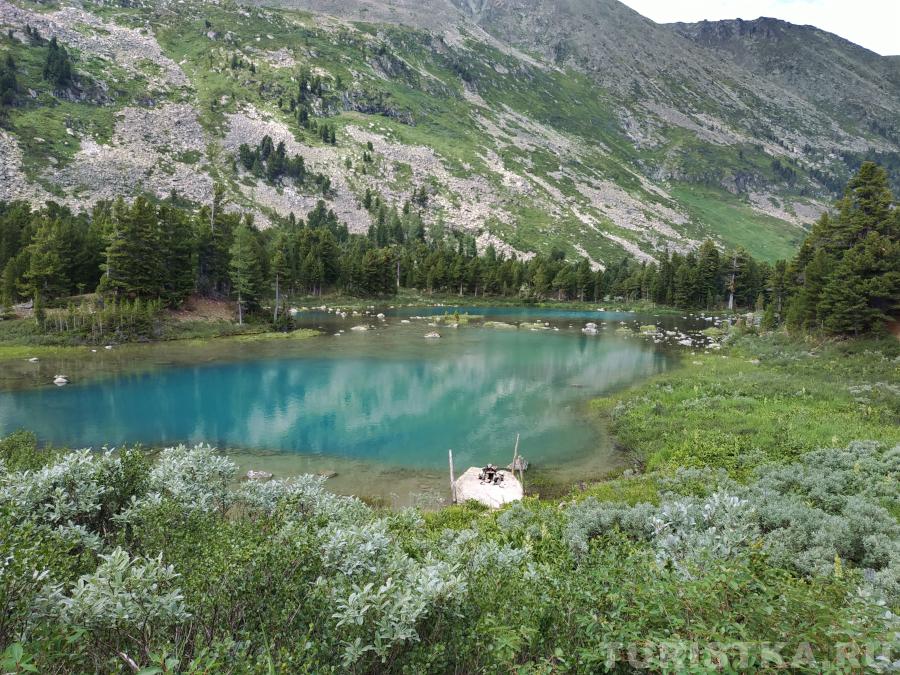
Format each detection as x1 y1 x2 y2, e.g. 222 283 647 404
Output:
0 431 49 472
567 442 900 605
0 437 895 672
147 444 236 515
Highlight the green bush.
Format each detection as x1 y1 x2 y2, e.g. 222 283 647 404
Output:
0 430 51 471
0 439 896 672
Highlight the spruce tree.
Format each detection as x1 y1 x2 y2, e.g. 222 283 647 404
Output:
271 230 291 321
42 37 72 88
818 232 899 334
0 53 17 112
25 219 69 301
158 204 196 305
696 239 721 307
229 222 264 324
103 197 162 299
787 162 899 334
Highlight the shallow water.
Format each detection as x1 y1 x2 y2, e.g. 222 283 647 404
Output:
0 306 706 502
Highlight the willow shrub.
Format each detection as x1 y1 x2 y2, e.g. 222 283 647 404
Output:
0 437 896 673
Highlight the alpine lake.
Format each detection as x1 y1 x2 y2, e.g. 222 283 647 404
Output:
0 306 719 506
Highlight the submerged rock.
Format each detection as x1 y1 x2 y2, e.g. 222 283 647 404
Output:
246 470 273 481
53 375 69 386
424 331 441 339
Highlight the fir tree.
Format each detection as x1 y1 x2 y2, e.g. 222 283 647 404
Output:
25 219 69 301
0 53 17 111
787 162 899 334
43 37 73 88
229 222 264 324
102 197 162 299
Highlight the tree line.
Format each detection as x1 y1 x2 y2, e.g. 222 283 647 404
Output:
0 163 896 335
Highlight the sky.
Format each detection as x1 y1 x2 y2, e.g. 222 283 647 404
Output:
619 0 900 55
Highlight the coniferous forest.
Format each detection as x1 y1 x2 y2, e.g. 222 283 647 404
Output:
1 162 897 340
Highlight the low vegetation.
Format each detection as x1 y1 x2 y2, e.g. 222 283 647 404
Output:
0 417 897 673
595 333 900 478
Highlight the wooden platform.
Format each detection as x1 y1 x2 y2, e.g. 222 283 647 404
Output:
454 467 523 508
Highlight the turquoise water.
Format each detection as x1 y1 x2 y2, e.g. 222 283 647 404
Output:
0 308 688 471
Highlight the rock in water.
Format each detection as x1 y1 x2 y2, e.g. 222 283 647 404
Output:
53 375 69 386
424 331 441 339
246 470 273 481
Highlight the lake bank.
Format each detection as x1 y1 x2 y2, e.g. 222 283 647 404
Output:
0 305 718 503
590 332 900 482
0 289 688 361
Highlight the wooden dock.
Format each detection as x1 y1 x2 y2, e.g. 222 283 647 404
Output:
453 467 523 508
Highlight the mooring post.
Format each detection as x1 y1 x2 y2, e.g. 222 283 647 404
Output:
448 449 457 504
513 433 525 493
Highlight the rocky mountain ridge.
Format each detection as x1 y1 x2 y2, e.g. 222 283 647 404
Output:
1 0 897 265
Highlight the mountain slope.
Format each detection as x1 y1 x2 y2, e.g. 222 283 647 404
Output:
670 17 900 150
0 0 897 266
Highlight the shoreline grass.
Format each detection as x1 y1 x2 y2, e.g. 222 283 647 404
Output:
589 332 900 481
287 289 686 314
0 318 320 363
